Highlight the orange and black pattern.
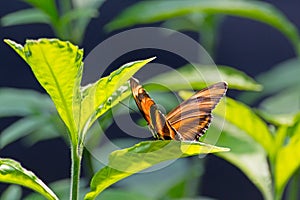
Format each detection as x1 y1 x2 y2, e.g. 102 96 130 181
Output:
130 77 227 141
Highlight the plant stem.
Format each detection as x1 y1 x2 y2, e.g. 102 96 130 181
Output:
287 170 300 200
70 142 83 200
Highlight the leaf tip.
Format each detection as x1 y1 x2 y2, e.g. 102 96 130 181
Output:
4 39 24 51
145 56 156 63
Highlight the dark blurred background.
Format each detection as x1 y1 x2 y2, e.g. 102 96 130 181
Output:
0 0 299 199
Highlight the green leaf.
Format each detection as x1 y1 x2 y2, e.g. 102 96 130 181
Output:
275 125 300 198
255 109 299 127
259 85 300 115
239 58 300 104
23 115 64 146
98 189 152 200
23 0 59 22
60 8 98 27
106 0 300 53
215 98 274 156
0 158 58 200
146 65 262 92
85 140 229 199
207 121 273 200
25 179 88 200
116 157 193 199
0 185 22 200
5 39 83 143
1 9 51 26
162 13 205 32
0 116 50 149
72 0 106 8
79 57 155 136
0 88 54 117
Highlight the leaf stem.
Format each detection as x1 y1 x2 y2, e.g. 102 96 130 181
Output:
287 170 300 200
70 142 83 200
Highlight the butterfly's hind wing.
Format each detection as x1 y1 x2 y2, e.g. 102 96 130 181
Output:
166 82 228 141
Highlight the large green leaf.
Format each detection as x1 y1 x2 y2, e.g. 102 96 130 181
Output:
0 158 58 200
106 0 300 53
208 121 273 200
147 64 262 91
5 39 155 145
121 159 203 199
85 140 229 199
215 98 274 156
5 39 83 142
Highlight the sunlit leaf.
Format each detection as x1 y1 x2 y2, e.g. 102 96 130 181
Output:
275 124 300 198
207 121 273 200
216 98 274 155
79 58 155 136
0 158 58 200
85 140 229 199
24 179 88 200
116 156 193 199
1 9 50 26
106 0 300 53
5 39 83 143
146 65 262 92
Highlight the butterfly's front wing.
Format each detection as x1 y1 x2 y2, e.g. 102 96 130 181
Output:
166 82 228 141
130 77 155 125
130 77 181 140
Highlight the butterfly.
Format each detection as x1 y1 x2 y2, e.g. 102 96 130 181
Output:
130 77 228 141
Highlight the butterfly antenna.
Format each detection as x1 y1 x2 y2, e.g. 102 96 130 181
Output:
119 101 141 116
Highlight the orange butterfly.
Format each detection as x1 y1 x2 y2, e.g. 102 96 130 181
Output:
130 77 228 141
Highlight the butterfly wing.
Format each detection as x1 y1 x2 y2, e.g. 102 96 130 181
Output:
166 82 228 141
130 77 155 125
130 77 180 140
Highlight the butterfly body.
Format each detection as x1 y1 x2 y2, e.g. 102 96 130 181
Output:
130 77 227 141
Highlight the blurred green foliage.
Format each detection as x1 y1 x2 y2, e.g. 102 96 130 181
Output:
1 0 300 200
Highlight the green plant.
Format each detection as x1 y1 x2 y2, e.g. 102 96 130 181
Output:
1 0 105 44
106 0 300 57
2 0 300 199
0 38 229 200
103 0 300 199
